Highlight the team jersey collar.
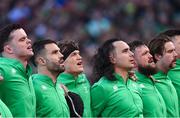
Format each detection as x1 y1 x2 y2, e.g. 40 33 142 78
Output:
32 74 55 86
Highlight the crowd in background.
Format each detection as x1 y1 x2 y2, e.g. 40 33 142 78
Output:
0 0 180 78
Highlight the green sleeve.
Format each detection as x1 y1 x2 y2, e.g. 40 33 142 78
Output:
91 84 106 117
0 99 13 117
0 68 5 84
32 80 41 103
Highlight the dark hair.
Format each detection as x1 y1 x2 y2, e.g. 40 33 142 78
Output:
129 40 145 52
160 29 180 38
0 24 22 52
31 39 57 66
92 38 120 84
58 40 79 60
148 35 172 63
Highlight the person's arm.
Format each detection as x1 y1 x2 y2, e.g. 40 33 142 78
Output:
91 84 106 117
0 68 5 83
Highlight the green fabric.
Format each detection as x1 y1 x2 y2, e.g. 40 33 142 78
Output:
168 59 180 116
32 74 70 117
0 57 36 117
153 71 179 117
135 71 166 117
0 99 12 117
57 73 92 117
91 73 143 117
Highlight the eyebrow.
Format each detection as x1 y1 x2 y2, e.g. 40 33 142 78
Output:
18 36 28 41
142 50 149 55
51 49 60 54
166 48 175 53
122 48 129 52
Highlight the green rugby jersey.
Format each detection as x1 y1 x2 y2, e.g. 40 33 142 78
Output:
57 73 92 117
91 73 143 117
0 99 12 117
153 71 179 117
135 71 166 117
0 57 36 117
32 74 70 117
168 59 180 116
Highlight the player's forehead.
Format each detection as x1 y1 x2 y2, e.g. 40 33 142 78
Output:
113 41 130 51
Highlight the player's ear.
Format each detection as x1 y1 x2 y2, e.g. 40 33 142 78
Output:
109 52 116 64
4 45 13 54
36 56 46 65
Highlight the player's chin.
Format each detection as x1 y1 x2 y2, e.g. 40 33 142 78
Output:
77 67 84 73
171 62 176 68
27 51 34 56
26 52 34 58
130 62 135 67
127 64 135 70
149 63 156 68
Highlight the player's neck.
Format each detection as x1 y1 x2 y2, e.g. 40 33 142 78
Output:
2 52 28 68
156 62 168 74
115 67 129 82
38 67 58 83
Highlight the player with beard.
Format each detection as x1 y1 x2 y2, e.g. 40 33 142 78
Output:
31 39 70 117
129 40 166 117
149 35 179 117
160 29 180 116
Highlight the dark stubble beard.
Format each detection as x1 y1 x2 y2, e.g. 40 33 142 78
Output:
47 64 65 76
138 65 157 76
169 58 177 69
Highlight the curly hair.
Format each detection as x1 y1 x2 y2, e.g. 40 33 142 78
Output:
92 38 120 84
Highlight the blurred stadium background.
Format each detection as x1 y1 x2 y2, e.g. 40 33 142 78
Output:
0 0 180 79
